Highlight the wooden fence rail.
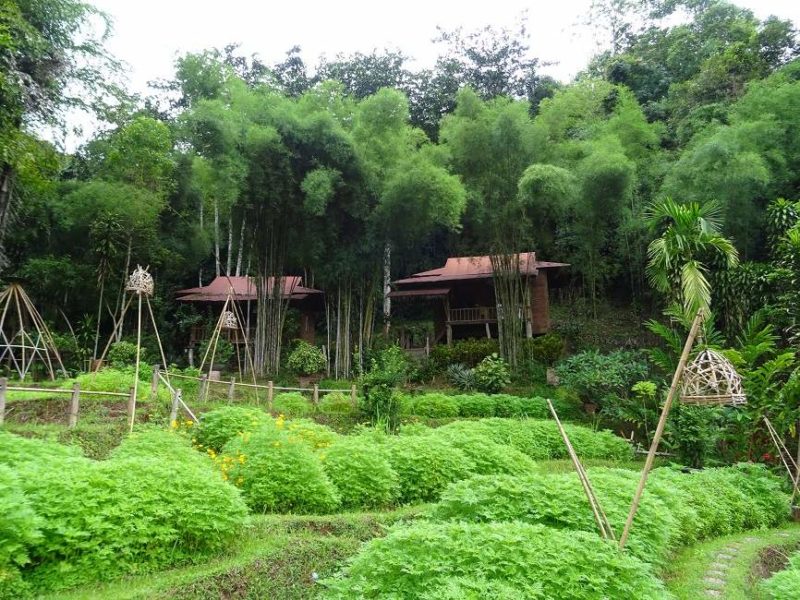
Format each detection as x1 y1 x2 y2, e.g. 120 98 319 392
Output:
0 376 134 428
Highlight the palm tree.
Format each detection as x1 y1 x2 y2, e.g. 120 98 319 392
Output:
646 198 739 315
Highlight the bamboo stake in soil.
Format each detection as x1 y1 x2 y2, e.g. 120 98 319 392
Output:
763 416 800 506
129 292 143 433
619 310 704 550
548 399 615 540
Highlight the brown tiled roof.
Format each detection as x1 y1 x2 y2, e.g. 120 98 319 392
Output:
176 275 321 302
393 252 568 286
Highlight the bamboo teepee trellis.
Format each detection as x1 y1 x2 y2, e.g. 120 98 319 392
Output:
94 266 170 432
0 283 66 380
619 310 747 549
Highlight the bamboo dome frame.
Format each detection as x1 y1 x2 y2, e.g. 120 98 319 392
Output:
0 283 66 380
680 348 746 407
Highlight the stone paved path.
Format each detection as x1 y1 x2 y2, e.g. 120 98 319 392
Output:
701 537 759 597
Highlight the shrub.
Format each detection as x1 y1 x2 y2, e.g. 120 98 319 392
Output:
223 426 340 514
523 332 565 366
473 353 510 393
282 418 339 449
431 429 536 476
446 363 476 391
198 336 234 367
107 341 141 367
194 406 270 451
318 391 353 414
111 428 211 464
0 466 40 598
455 393 495 417
361 345 409 431
322 521 670 599
761 551 800 599
555 349 648 407
432 470 675 565
649 464 789 540
272 392 313 417
12 435 248 592
413 393 460 418
436 418 633 461
385 436 475 503
286 340 326 376
430 338 499 370
0 430 84 468
70 366 168 402
320 438 400 509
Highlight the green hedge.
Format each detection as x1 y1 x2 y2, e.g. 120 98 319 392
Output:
322 521 669 599
432 464 789 566
0 431 248 593
320 438 400 509
272 392 314 417
194 406 270 451
436 418 633 461
223 425 340 514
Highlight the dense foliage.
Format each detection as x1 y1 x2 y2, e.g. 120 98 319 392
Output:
0 431 248 593
322 521 670 599
760 550 800 599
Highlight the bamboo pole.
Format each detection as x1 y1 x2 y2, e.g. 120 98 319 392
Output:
619 310 704 550
145 296 170 387
169 388 181 424
129 293 143 433
94 294 134 374
68 382 80 428
0 377 6 425
548 399 614 540
764 417 800 505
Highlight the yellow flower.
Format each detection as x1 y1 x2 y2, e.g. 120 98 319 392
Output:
170 420 178 429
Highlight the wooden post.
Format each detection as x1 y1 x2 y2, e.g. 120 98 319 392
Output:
619 310 704 550
0 377 6 425
68 382 80 428
150 365 160 400
228 377 236 402
350 384 357 408
127 386 136 431
170 388 181 424
129 292 143 434
267 380 274 410
446 324 452 345
199 373 208 402
312 384 319 406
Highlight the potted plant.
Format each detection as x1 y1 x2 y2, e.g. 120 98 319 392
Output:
287 340 326 386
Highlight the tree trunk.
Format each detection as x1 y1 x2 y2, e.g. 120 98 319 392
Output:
214 199 221 278
235 217 246 276
93 276 106 359
226 213 233 275
383 242 391 333
0 164 14 271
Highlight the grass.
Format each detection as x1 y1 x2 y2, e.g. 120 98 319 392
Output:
43 507 427 600
663 524 800 599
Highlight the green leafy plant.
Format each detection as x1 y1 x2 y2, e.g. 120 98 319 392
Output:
198 336 235 368
446 363 476 391
361 345 409 432
194 406 271 452
322 521 670 599
385 436 475 503
412 393 460 418
4 431 248 592
318 391 354 414
0 466 40 598
320 438 400 509
429 338 499 371
430 429 536 476
272 392 313 417
555 349 648 409
223 426 340 514
454 392 496 417
107 341 142 367
523 332 565 366
472 353 510 393
286 340 326 376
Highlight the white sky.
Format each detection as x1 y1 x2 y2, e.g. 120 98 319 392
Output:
60 0 800 146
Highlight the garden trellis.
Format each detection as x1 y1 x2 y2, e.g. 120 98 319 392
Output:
197 283 258 398
94 266 171 432
619 310 747 550
0 283 66 380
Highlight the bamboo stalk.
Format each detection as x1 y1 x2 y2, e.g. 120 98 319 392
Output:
129 293 143 433
619 310 704 550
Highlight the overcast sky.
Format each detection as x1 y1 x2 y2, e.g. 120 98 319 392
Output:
92 0 800 88
59 0 799 146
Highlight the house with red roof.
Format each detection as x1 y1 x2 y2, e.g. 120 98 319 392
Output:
176 275 323 349
390 252 567 345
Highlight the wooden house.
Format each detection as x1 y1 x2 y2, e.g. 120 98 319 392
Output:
389 252 567 345
176 275 323 349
